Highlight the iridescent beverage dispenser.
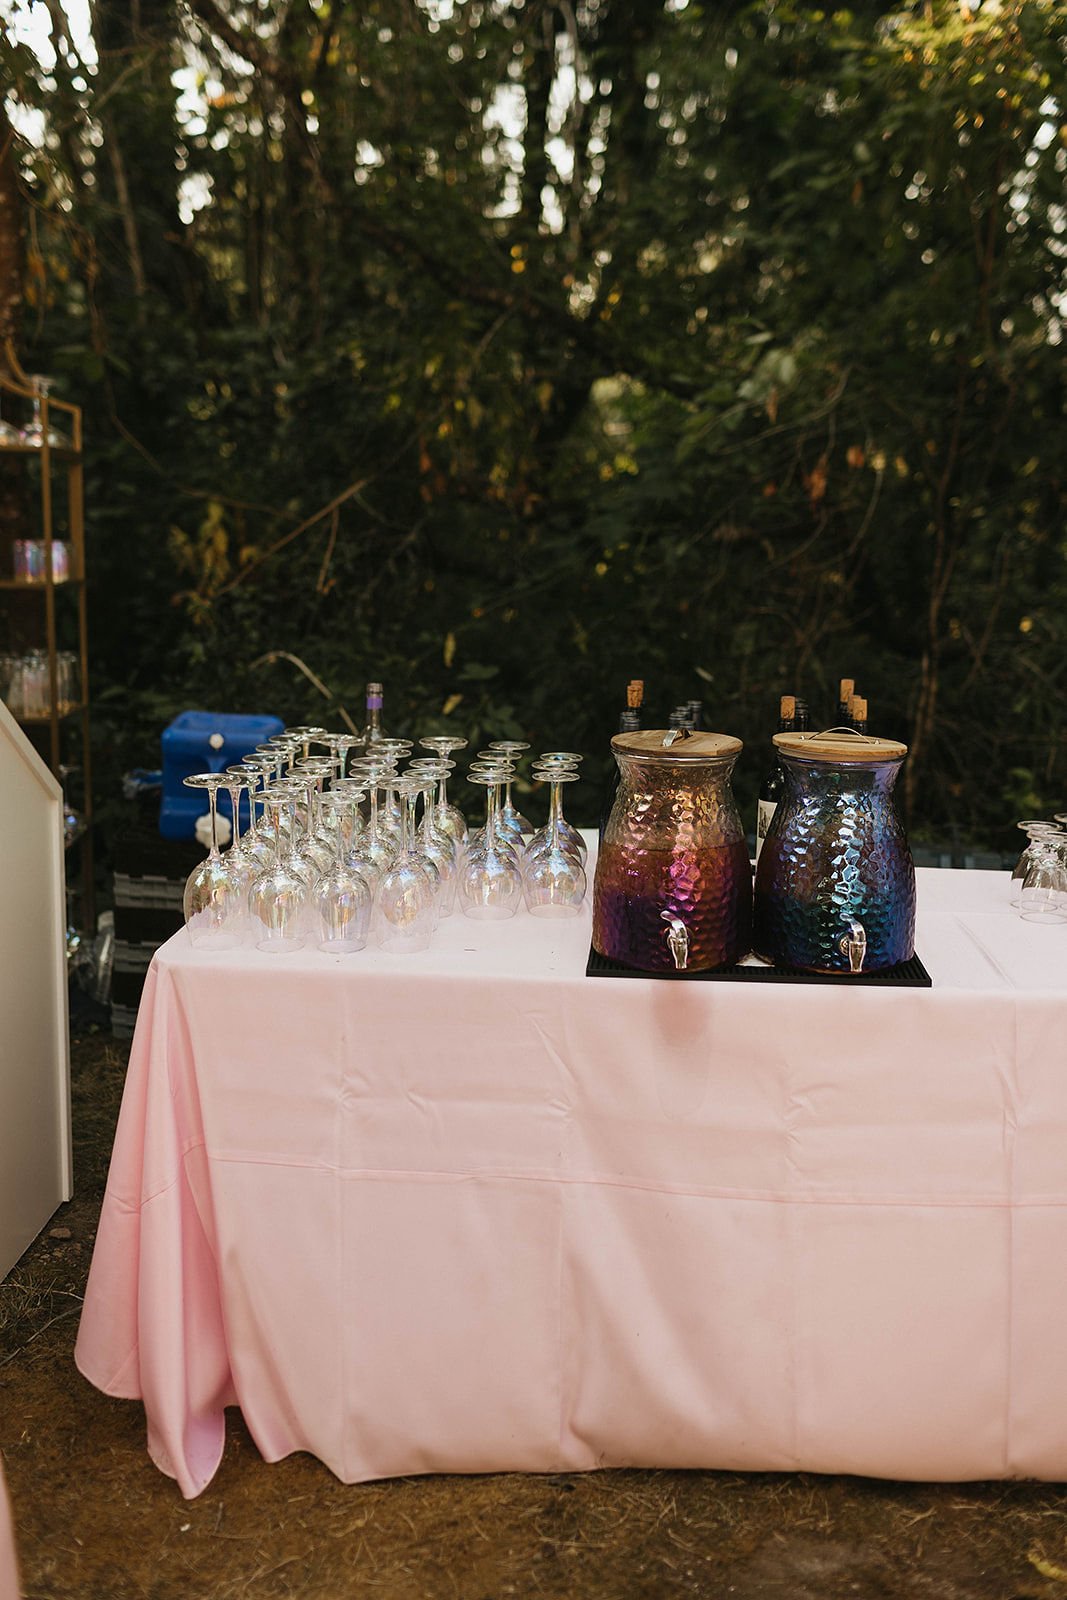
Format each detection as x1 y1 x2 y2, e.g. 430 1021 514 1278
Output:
753 730 915 973
592 729 752 973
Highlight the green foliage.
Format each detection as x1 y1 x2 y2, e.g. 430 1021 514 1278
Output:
3 0 1066 852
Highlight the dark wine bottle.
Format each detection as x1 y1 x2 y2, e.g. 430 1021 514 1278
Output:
686 699 704 732
599 680 644 839
836 677 855 730
850 695 868 736
755 693 796 865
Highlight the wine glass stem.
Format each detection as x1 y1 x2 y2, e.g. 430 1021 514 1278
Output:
207 785 221 860
548 782 563 842
228 788 243 850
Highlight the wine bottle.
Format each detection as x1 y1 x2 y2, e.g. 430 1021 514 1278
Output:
836 677 855 730
850 695 868 736
599 680 644 839
755 693 796 865
686 699 704 732
360 681 387 746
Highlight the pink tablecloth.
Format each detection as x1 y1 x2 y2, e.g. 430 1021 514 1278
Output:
75 862 1067 1497
0 1457 20 1600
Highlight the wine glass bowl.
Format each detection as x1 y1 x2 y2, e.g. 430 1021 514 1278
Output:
459 770 523 920
523 765 587 917
182 774 244 950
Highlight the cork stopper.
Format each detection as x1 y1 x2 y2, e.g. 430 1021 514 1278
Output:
779 694 796 720
627 679 644 710
850 696 868 723
838 677 854 703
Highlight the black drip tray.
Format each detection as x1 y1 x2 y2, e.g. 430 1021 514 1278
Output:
586 947 932 988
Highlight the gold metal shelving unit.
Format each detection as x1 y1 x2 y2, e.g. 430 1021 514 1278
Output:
0 351 94 927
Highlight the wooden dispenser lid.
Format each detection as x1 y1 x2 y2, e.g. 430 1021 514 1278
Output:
612 729 743 760
774 730 907 763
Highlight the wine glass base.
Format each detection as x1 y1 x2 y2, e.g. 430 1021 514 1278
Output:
186 922 243 952
317 936 368 955
255 933 306 953
461 902 518 920
526 900 583 918
1019 906 1067 924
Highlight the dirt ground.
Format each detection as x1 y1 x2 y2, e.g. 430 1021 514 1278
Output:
5 1030 1067 1600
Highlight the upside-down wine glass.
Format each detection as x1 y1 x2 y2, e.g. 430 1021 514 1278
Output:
1019 832 1067 924
525 753 587 867
20 376 70 449
418 737 469 848
315 789 374 953
459 768 523 919
1011 821 1064 909
523 764 587 917
182 774 244 949
488 741 534 837
376 775 436 953
248 788 308 952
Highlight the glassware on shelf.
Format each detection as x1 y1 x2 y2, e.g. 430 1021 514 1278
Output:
523 764 587 917
13 539 71 584
376 775 436 954
0 390 20 447
1019 833 1067 924
20 376 70 449
182 774 245 950
248 788 309 952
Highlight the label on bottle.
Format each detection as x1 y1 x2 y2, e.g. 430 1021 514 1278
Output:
754 798 777 862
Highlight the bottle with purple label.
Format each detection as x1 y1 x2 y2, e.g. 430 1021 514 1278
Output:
360 682 388 746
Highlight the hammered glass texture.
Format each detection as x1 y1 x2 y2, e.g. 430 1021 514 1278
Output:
753 755 915 973
592 752 751 972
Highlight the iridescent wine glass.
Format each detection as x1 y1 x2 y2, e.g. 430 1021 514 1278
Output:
285 725 330 762
523 766 587 917
314 790 373 953
232 757 278 865
20 376 70 449
182 774 244 949
412 773 456 917
459 770 523 920
416 739 469 849
476 751 527 850
487 740 534 836
376 776 436 953
218 774 257 934
529 753 588 865
248 788 308 952
464 761 521 864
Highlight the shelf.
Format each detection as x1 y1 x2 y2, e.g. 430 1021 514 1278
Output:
12 701 87 726
0 577 84 591
0 441 81 463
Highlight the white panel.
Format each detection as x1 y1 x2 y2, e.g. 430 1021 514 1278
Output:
0 698 73 1280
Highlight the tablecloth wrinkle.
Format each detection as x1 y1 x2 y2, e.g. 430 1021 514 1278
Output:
74 861 1067 1495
